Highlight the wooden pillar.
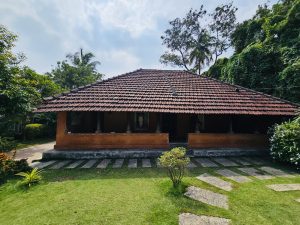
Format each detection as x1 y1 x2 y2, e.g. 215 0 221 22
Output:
96 112 102 133
156 113 161 133
195 115 200 133
126 112 131 133
56 112 67 146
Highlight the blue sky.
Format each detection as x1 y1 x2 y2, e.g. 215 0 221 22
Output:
0 0 277 78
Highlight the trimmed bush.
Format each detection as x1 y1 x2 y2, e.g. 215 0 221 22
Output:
0 159 31 183
159 147 190 188
270 117 300 167
0 137 17 152
24 123 47 140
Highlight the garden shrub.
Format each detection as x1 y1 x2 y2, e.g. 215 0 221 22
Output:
24 123 47 140
270 116 300 167
159 147 190 188
0 136 17 152
16 168 42 188
0 159 31 184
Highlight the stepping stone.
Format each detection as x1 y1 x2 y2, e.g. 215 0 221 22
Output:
50 160 71 169
29 161 40 167
267 184 300 192
237 167 273 180
66 160 84 169
112 159 124 168
34 160 57 169
185 186 229 209
197 173 233 191
128 159 137 168
179 213 231 225
187 160 197 168
81 159 97 168
259 166 294 178
194 158 218 167
242 157 267 165
230 157 252 166
213 157 239 167
296 198 300 203
215 169 252 183
96 159 111 169
142 159 152 168
156 159 163 168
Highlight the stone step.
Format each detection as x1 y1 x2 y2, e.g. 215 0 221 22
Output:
215 169 252 183
230 157 252 166
179 213 231 225
242 157 267 165
197 173 233 191
259 166 295 178
142 159 152 168
128 159 137 168
34 160 57 169
194 158 219 167
96 159 111 169
237 167 273 180
187 160 197 168
212 157 239 167
185 186 229 209
267 184 300 192
66 160 85 169
112 159 124 168
81 159 97 169
50 160 71 169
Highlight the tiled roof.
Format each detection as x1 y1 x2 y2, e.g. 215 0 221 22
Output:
35 69 298 115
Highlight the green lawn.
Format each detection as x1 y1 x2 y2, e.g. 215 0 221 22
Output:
0 163 299 225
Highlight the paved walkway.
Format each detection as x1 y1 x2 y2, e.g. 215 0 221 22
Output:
14 141 55 164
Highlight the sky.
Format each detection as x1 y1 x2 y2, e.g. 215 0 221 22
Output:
0 0 277 78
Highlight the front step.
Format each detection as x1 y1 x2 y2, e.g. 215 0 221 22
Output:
42 148 267 160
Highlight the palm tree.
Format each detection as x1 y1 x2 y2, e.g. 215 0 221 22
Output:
67 48 100 72
189 30 212 75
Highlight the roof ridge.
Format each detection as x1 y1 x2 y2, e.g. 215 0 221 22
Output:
186 71 300 107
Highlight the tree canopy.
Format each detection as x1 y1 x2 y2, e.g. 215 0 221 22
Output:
160 2 237 74
205 0 300 103
49 48 103 90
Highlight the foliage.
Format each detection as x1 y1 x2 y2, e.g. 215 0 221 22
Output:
0 136 17 153
49 48 103 90
0 152 10 161
159 147 190 187
16 168 42 187
160 3 237 74
270 116 300 167
0 158 31 183
24 123 47 140
207 0 300 103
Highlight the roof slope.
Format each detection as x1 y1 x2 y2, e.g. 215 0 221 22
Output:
35 69 298 115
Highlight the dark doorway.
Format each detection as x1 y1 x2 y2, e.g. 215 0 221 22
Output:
162 113 189 143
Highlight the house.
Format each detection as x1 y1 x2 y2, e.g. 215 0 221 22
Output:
35 69 298 157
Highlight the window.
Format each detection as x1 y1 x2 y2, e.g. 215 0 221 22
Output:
134 112 149 131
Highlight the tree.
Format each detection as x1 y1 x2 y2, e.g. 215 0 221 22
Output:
210 2 237 61
49 48 103 90
160 3 238 74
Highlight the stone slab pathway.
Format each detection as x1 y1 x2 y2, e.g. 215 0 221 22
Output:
194 158 218 167
112 159 124 168
34 160 57 169
237 167 273 180
50 160 71 169
66 160 84 169
96 159 111 169
179 213 230 225
197 173 233 191
142 159 152 168
296 198 300 203
187 160 197 168
156 159 163 168
230 157 252 166
213 157 239 167
242 157 267 165
185 186 229 209
81 159 97 168
128 159 137 168
215 169 252 183
267 184 300 192
259 166 295 178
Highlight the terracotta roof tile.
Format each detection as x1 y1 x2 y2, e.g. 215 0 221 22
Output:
35 69 298 115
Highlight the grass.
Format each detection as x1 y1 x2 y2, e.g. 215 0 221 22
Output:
15 138 54 150
0 163 299 225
